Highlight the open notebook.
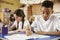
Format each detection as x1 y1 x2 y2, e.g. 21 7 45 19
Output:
4 33 50 40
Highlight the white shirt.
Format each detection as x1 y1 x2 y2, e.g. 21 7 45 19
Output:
31 14 60 32
13 19 30 30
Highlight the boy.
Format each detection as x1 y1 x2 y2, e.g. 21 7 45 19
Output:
31 1 60 35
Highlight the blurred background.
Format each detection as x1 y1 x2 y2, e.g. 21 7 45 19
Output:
0 0 60 24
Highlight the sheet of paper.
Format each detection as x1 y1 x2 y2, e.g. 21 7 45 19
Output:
4 34 50 40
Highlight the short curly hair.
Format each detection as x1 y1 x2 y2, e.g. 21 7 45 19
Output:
42 1 54 9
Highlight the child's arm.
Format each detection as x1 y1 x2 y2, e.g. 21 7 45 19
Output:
8 24 15 31
25 26 33 36
35 31 60 36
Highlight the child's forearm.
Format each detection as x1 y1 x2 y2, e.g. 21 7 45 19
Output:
35 31 60 36
44 31 60 36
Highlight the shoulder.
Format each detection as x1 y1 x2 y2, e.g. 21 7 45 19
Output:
53 15 60 23
24 19 30 25
24 19 30 27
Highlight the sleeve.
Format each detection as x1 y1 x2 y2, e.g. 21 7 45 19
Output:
31 16 38 28
31 18 40 32
31 20 41 32
56 19 60 31
31 21 37 28
24 20 30 28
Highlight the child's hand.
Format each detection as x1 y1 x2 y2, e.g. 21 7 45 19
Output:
26 29 33 36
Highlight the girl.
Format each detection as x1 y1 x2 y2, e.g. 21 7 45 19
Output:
9 9 32 36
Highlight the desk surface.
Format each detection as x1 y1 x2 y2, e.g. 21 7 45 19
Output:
4 34 60 40
0 32 60 40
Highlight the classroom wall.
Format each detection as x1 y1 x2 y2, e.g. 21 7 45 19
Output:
0 12 4 21
53 3 60 12
0 0 20 11
0 0 21 21
32 4 41 15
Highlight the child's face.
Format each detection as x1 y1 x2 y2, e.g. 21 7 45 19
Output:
41 7 53 21
16 16 22 21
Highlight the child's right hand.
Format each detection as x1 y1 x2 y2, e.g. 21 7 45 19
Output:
26 29 33 36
